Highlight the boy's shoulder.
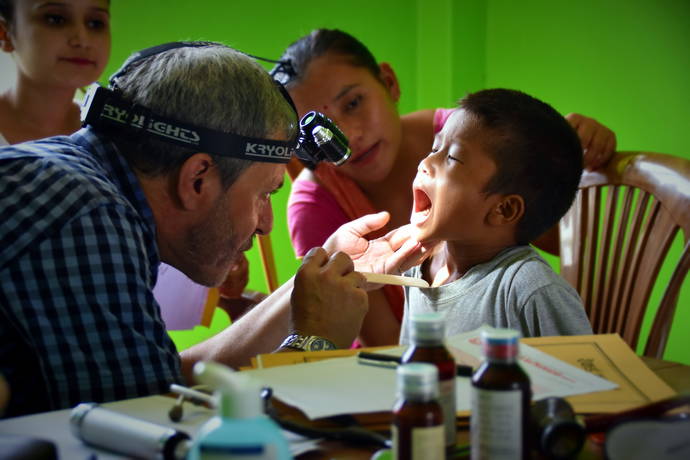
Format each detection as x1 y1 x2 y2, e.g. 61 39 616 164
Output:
487 245 573 293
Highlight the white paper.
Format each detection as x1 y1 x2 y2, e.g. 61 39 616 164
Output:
243 329 618 420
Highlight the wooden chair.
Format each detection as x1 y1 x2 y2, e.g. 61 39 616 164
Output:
559 151 690 358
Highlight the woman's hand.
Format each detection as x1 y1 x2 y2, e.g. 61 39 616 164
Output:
324 212 434 276
565 113 617 170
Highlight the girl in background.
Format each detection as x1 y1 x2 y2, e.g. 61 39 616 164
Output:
275 29 616 346
0 0 110 145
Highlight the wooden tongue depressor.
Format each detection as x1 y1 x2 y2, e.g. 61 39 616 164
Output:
360 272 430 288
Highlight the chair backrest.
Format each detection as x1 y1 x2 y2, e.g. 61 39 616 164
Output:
559 151 690 358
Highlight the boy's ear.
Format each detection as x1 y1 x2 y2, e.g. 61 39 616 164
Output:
175 153 219 211
0 20 14 52
488 194 525 226
378 62 401 103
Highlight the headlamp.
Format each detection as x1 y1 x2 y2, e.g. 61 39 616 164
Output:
80 40 352 168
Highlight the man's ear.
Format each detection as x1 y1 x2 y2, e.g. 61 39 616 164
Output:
175 153 218 211
488 194 525 226
379 62 401 103
0 20 14 52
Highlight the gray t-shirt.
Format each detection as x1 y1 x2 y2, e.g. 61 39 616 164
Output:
400 245 592 344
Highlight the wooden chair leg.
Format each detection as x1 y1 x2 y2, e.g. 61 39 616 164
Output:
257 234 280 293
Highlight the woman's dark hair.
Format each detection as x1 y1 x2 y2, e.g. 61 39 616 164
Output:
271 28 380 87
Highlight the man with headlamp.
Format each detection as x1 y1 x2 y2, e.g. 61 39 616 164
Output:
0 41 415 417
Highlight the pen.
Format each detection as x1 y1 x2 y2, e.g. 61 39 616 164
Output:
357 352 474 377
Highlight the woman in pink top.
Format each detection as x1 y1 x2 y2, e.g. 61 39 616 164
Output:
276 29 616 346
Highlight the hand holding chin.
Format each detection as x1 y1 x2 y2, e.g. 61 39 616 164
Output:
324 212 436 277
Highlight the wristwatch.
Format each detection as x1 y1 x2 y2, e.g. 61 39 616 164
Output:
279 334 337 352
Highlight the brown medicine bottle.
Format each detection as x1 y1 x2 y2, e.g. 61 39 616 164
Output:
470 328 532 460
401 312 457 450
392 363 445 460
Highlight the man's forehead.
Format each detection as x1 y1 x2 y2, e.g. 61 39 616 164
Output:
244 162 286 186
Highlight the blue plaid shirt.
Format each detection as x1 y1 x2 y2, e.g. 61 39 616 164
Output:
0 128 182 417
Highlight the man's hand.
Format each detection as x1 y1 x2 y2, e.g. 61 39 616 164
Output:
289 247 368 348
565 113 617 170
324 212 433 276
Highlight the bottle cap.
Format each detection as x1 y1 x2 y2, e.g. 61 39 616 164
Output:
409 312 445 344
480 327 520 360
397 363 439 399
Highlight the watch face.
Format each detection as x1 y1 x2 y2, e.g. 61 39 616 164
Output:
309 339 327 351
308 337 335 351
281 334 335 352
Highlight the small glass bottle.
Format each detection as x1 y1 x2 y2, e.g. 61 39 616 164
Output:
392 363 445 460
401 312 457 450
470 328 532 460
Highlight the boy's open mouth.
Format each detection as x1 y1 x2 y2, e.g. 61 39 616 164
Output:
411 187 432 225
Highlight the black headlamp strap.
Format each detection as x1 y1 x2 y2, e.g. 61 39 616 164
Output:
81 85 294 163
81 40 296 164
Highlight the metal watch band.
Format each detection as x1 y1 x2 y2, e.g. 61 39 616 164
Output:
280 334 336 352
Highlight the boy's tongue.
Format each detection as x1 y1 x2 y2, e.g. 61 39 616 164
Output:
411 188 432 225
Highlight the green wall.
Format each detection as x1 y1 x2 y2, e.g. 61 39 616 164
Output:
109 1 689 363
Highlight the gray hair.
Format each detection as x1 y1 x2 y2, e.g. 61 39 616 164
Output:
110 43 297 188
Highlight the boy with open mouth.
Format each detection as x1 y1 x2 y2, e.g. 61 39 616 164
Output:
401 88 592 343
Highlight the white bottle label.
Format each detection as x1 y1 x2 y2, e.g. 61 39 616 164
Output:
439 378 457 446
470 388 522 460
392 424 445 460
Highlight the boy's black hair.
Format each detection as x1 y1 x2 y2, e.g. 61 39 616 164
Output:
459 89 583 244
271 28 381 87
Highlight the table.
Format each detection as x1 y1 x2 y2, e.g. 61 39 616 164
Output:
0 357 686 459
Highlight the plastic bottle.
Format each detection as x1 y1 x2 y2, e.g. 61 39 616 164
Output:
391 363 445 460
470 328 532 459
401 312 457 450
186 361 291 460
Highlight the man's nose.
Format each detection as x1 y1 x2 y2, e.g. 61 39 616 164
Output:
255 202 274 236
